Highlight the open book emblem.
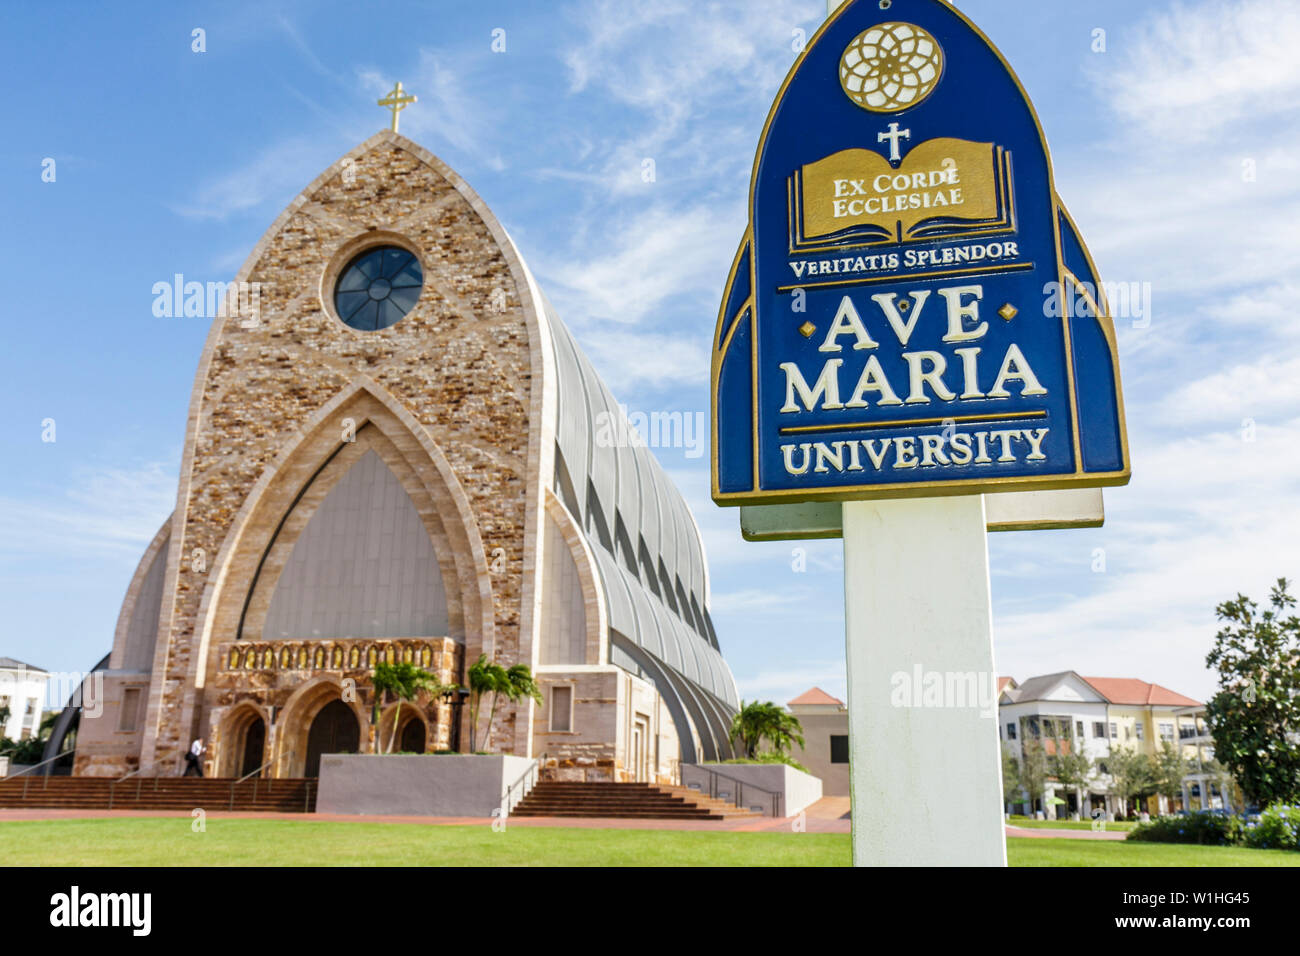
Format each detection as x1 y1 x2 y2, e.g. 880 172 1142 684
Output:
789 137 1016 252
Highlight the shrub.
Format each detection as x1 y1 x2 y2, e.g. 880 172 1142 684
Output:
1243 804 1300 851
1129 809 1245 846
712 753 811 774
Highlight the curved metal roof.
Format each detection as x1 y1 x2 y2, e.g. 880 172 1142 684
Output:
539 298 738 710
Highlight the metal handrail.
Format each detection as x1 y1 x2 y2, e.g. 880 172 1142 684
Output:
500 757 540 816
108 748 183 809
229 751 297 810
8 751 75 799
7 750 70 779
682 763 783 817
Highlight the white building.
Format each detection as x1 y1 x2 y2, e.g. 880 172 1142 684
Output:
1172 705 1230 811
0 658 50 742
999 670 1205 819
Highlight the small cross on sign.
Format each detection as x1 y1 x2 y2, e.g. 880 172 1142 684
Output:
378 82 417 133
878 122 911 164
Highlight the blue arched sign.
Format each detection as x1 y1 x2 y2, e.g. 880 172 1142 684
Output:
712 0 1129 505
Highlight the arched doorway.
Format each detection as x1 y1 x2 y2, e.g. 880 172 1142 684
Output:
398 715 426 754
240 718 266 778
305 699 361 777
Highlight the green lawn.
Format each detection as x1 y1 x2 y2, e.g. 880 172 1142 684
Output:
1007 837 1300 867
0 819 847 867
3 819 1298 866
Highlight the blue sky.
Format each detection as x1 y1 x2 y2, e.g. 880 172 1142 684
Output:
2 0 1297 705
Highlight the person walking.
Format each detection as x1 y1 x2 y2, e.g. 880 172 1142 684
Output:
183 737 205 777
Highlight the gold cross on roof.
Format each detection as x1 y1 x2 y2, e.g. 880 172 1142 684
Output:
378 81 417 133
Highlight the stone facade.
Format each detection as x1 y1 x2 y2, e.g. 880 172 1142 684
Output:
134 132 540 772
75 130 735 783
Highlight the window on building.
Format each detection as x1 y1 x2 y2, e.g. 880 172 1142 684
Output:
1076 720 1085 738
119 688 142 733
1093 721 1107 738
333 246 423 332
1025 717 1040 738
1109 722 1117 739
830 735 850 764
1159 722 1174 741
24 698 36 717
1135 721 1145 741
1006 722 1017 740
1098 761 1110 775
1041 717 1056 737
549 685 573 732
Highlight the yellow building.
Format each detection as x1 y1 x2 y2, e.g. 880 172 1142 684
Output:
1078 677 1205 815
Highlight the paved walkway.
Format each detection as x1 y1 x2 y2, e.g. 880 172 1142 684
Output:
0 796 854 833
1004 824 1128 841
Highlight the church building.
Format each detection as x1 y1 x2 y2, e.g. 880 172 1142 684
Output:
71 123 739 784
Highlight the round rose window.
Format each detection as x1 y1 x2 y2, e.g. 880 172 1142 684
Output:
333 246 423 331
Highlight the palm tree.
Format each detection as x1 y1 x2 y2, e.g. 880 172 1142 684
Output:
505 662 544 715
468 655 510 752
371 662 447 754
468 656 546 752
729 701 805 758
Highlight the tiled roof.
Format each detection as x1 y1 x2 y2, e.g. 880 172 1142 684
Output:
788 686 845 707
1081 677 1201 707
1006 671 1082 703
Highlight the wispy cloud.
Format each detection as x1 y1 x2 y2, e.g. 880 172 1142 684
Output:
0 461 175 562
541 203 743 326
170 137 335 221
1095 0 1300 145
736 661 847 704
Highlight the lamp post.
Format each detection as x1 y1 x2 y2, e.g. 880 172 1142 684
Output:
441 686 470 753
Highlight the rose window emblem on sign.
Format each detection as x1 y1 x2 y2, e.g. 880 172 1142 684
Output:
839 22 944 113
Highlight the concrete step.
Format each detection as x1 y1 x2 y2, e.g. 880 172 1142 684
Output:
513 781 760 820
0 777 316 812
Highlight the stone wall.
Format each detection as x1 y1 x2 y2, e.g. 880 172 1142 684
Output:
141 132 541 765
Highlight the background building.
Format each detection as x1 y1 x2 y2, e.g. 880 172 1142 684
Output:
0 658 49 743
999 671 1208 818
787 687 849 796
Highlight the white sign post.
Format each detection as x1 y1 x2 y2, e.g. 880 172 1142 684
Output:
842 494 1007 866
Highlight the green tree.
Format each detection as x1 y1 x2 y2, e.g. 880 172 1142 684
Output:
467 655 509 753
1052 735 1094 818
1019 734 1049 813
1001 743 1022 810
371 662 446 754
1153 740 1187 810
1204 578 1300 807
467 656 544 752
729 701 805 758
492 663 544 752
1107 745 1155 817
